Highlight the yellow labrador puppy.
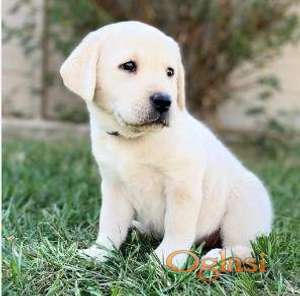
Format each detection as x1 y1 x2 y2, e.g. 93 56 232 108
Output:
60 21 272 266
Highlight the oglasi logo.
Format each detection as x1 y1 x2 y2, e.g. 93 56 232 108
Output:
166 250 266 282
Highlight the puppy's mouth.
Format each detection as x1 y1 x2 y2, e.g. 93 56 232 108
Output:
130 114 169 128
115 112 169 131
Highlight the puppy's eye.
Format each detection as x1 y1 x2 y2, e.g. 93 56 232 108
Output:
119 61 137 73
166 67 174 77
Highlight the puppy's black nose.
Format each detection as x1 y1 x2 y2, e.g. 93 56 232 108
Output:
150 93 171 113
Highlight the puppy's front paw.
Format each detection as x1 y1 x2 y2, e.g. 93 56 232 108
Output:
154 246 188 269
78 245 111 262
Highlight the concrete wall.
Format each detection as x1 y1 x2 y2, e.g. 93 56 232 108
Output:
2 0 84 121
3 0 43 118
218 44 300 131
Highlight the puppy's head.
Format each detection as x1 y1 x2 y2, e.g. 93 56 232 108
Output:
60 21 185 134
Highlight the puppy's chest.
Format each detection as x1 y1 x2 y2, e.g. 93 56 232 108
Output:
96 139 170 234
121 164 166 235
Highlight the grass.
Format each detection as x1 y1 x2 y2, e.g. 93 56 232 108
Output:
2 137 300 295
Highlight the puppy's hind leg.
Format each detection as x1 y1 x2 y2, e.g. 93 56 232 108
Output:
131 220 147 234
203 173 272 260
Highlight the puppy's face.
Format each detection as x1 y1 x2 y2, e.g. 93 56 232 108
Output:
97 31 180 130
60 21 185 134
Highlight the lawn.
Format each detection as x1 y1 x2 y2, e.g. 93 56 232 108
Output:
2 137 300 295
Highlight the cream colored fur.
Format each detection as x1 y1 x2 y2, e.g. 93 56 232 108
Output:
60 21 272 267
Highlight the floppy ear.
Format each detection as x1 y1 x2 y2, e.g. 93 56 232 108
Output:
177 58 186 110
60 30 105 101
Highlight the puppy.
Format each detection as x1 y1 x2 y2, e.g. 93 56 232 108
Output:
60 21 272 266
